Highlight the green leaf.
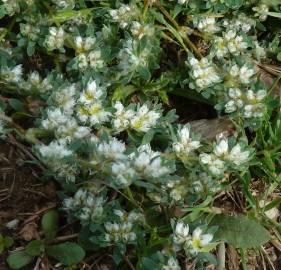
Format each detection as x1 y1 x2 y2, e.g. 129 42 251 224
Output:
8 99 24 111
7 251 33 269
0 235 14 254
46 242 85 266
112 85 137 101
212 215 270 248
4 236 14 249
277 52 281 62
41 210 59 240
26 240 44 256
142 130 155 145
265 11 281 19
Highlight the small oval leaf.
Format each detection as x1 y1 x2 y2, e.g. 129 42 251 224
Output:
7 251 33 270
46 242 85 266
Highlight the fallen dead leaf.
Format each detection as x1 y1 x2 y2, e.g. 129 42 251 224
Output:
19 222 39 241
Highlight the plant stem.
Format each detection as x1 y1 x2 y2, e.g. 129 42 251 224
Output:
240 248 248 270
218 242 225 270
155 1 203 58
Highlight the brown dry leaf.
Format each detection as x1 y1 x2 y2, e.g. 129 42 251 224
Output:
190 117 235 141
19 222 39 241
227 245 239 270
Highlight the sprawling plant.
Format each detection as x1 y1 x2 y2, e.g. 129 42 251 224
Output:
1 0 280 269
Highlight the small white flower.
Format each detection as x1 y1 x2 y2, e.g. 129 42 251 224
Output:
132 144 172 178
109 4 136 28
79 80 104 105
77 102 111 125
197 17 220 33
0 65 22 83
230 64 255 84
111 161 136 187
105 221 136 243
189 57 221 89
131 104 161 132
187 227 213 254
178 0 189 4
253 4 269 21
228 144 250 165
113 102 135 132
74 36 96 53
200 153 225 175
213 37 228 58
52 0 75 9
173 222 189 245
88 49 104 69
54 84 76 112
131 21 154 39
45 27 65 50
173 125 200 159
162 257 181 270
224 30 248 55
38 139 72 159
97 138 126 161
214 138 228 157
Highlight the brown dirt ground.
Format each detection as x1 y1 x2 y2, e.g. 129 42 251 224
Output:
0 137 57 270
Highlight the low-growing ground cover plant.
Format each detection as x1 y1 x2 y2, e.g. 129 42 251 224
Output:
0 0 281 269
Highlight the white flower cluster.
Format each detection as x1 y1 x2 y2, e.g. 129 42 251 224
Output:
118 39 151 72
0 65 22 84
162 178 187 202
229 63 256 85
113 102 161 132
52 0 75 9
63 188 106 223
192 172 221 194
74 36 104 69
20 23 40 41
200 137 251 175
173 222 213 255
104 209 143 244
172 125 200 162
77 80 111 126
214 30 247 58
45 27 65 51
90 137 174 187
162 257 181 270
131 144 172 179
22 71 52 93
38 139 72 160
2 0 20 16
130 21 155 40
253 4 269 21
195 17 220 33
223 14 254 33
225 88 267 118
109 4 137 28
188 57 221 89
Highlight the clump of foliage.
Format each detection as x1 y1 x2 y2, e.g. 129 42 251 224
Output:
0 0 281 269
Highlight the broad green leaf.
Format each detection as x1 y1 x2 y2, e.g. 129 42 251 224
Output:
7 251 33 269
46 242 85 266
8 99 24 111
41 210 59 240
0 235 14 254
212 215 270 248
26 240 44 256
